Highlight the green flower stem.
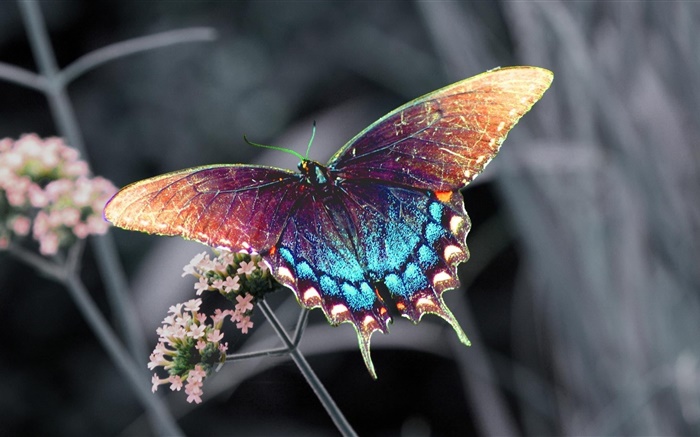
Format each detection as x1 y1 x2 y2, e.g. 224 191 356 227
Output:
258 300 358 437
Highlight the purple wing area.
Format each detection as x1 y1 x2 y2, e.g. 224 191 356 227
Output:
329 67 554 192
266 179 471 377
104 165 301 253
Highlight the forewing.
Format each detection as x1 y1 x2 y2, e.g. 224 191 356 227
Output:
329 66 553 191
104 165 299 252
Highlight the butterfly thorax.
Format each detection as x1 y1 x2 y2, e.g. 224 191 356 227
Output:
298 159 333 187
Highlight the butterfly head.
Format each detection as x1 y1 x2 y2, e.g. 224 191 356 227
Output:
298 159 331 186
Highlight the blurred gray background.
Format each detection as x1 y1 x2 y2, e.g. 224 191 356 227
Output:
1 1 699 436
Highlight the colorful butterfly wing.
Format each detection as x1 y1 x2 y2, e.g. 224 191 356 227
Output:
266 179 471 378
104 165 300 252
309 66 552 367
329 66 554 191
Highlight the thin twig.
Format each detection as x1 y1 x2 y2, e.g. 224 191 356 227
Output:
61 271 184 437
59 27 217 86
226 347 291 361
292 307 311 346
258 300 358 437
7 241 184 436
225 306 309 360
7 243 63 278
0 62 47 91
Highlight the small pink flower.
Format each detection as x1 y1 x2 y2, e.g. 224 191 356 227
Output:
72 223 90 239
218 342 229 354
71 178 93 206
32 211 49 236
237 260 257 276
40 147 59 168
27 184 48 208
184 299 202 313
236 315 254 334
257 259 270 273
148 350 165 370
47 210 64 228
197 255 215 271
86 215 109 234
59 208 80 227
38 232 59 255
220 251 234 266
151 374 162 393
4 149 24 168
182 252 207 277
65 160 89 177
195 340 207 351
194 277 209 295
5 178 29 206
58 140 79 162
213 260 229 272
222 276 240 293
186 387 203 404
173 326 187 340
185 368 205 404
187 324 206 339
168 375 184 391
156 325 175 342
188 365 207 383
235 294 254 313
11 216 31 236
44 179 71 201
207 329 224 343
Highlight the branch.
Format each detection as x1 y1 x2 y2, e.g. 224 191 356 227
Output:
0 61 47 91
59 27 218 86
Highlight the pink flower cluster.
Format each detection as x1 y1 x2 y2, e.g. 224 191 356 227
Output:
183 249 271 332
149 249 272 404
0 134 117 254
148 298 237 404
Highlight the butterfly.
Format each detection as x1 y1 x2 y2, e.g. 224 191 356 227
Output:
104 66 553 378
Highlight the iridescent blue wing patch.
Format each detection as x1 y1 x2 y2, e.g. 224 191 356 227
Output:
267 179 471 377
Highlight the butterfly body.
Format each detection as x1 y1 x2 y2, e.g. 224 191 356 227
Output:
105 66 553 377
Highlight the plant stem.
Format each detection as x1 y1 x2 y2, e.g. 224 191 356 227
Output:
61 271 184 437
8 242 183 436
258 300 358 437
18 0 145 357
17 1 181 435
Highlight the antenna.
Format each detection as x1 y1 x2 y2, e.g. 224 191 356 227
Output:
243 135 304 162
243 121 318 162
304 121 316 159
